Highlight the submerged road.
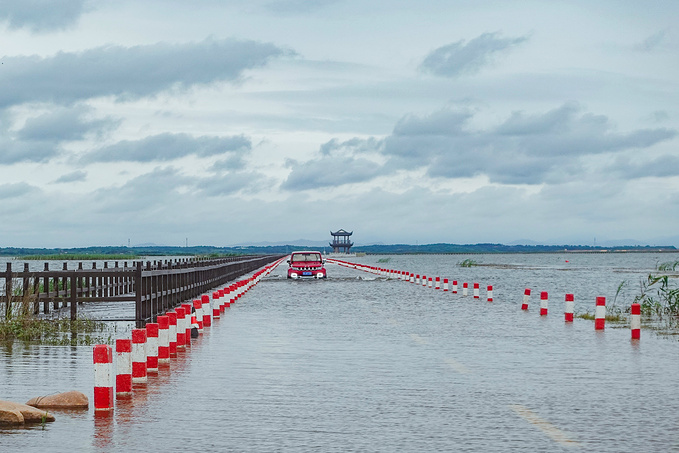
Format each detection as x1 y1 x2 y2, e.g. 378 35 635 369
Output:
1 257 678 452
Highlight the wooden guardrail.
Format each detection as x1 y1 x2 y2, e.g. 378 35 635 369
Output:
1 255 283 326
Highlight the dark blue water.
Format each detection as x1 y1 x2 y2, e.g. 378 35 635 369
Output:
1 253 678 452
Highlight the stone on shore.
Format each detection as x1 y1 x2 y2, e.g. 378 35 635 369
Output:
26 391 89 409
0 400 55 425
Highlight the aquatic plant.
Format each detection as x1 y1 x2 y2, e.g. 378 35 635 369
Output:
657 260 679 272
377 258 391 263
633 274 679 318
458 259 478 267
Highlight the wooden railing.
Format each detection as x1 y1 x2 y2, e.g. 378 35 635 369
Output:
1 255 283 326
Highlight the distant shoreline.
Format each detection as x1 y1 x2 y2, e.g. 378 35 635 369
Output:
0 244 676 258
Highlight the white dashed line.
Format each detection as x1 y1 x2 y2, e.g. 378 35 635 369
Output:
509 404 580 447
444 357 470 374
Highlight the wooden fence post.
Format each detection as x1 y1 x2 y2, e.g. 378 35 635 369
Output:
70 274 77 321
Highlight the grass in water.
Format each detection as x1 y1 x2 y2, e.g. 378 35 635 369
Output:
0 317 111 345
377 258 391 263
458 259 478 267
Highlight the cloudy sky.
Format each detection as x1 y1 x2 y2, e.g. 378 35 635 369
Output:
1 0 678 248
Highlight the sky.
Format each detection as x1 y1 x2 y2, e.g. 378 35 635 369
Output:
1 0 678 248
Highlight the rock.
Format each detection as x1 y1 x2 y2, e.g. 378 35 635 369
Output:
26 391 89 409
0 407 24 426
0 400 54 425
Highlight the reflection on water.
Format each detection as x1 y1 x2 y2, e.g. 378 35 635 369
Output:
1 253 678 452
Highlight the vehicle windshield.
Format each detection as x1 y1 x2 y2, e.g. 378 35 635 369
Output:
291 253 321 262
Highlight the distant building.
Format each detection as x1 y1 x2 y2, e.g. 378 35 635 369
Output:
330 229 353 253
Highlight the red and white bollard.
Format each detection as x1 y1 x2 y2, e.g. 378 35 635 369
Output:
452 280 458 294
146 322 159 373
115 339 132 397
93 344 114 412
595 297 606 330
415 274 420 285
443 278 449 291
522 288 531 310
193 300 203 332
428 277 433 288
540 291 548 316
631 303 641 339
131 329 147 383
410 273 415 283
218 289 226 312
201 294 211 327
181 303 193 345
487 285 493 302
175 307 186 349
157 315 170 364
422 275 427 287
212 292 220 319
435 277 440 290
462 282 468 296
473 283 480 299
167 311 178 356
565 294 574 322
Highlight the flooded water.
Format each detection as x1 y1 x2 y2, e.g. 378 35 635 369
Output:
1 253 679 452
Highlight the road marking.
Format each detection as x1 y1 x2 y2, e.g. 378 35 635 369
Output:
509 404 580 447
409 333 427 344
444 357 470 374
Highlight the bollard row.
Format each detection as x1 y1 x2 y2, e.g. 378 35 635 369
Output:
93 257 287 412
327 258 644 342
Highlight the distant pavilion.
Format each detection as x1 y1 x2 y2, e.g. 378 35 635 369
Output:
330 229 353 253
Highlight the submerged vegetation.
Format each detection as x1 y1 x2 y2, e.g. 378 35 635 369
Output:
578 261 679 331
0 316 111 345
458 259 478 267
1 294 110 345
